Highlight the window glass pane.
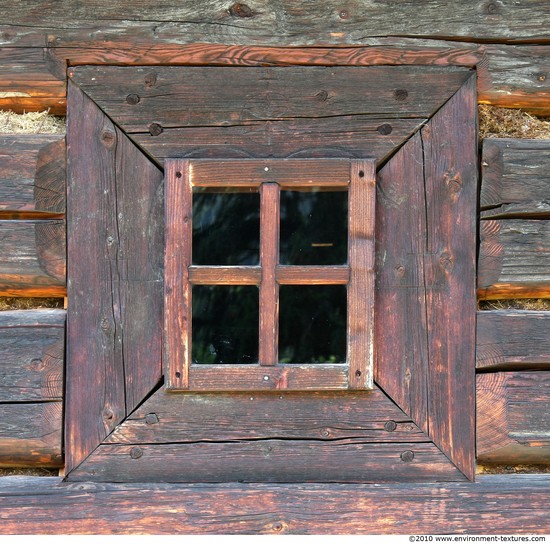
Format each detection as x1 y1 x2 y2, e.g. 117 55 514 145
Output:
280 189 347 265
192 189 260 265
279 285 347 364
192 285 258 364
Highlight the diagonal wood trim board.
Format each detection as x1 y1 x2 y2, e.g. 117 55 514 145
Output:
0 475 549 534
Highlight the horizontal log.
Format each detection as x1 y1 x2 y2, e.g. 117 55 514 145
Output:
68 441 464 483
0 309 65 401
0 135 65 218
0 402 63 467
477 220 550 299
481 139 550 219
476 310 550 370
0 220 66 297
477 372 550 464
0 475 549 534
105 388 424 444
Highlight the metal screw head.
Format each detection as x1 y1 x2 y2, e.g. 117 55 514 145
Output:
149 123 163 136
130 446 143 459
400 450 415 463
384 420 397 432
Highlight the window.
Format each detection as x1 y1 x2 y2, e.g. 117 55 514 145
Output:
164 158 376 390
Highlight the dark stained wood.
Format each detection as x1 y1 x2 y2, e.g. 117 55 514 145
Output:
477 310 550 370
0 135 65 218
190 158 351 188
375 131 429 434
0 403 62 467
130 116 424 167
164 159 192 390
189 266 261 285
259 182 279 367
66 81 163 472
481 139 550 219
69 441 463 483
276 266 349 285
1 475 550 534
0 220 65 297
188 365 349 391
70 65 471 131
477 372 550 464
0 309 64 402
478 219 550 300
421 76 477 481
348 160 375 390
105 387 425 444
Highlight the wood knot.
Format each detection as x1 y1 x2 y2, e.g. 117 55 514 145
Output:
100 129 116 148
130 446 143 459
103 407 115 421
444 171 463 198
228 3 255 17
144 72 158 88
400 450 414 463
339 9 350 19
377 124 393 135
315 90 329 101
394 89 408 101
149 123 163 136
439 251 454 273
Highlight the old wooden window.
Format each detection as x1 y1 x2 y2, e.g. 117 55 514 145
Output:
66 60 477 483
164 159 375 391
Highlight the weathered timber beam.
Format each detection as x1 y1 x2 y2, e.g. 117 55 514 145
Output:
0 475 549 534
0 220 66 297
477 310 550 370
477 372 550 464
0 402 63 467
1 41 550 114
0 309 65 402
481 139 550 219
0 135 65 219
477 219 550 299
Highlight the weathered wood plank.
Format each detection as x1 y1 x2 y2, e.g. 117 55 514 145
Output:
421 75 477 480
66 81 164 472
68 441 463 483
375 131 429 434
478 219 550 299
70 65 471 131
0 309 64 402
0 135 65 218
130 116 425 167
3 1 550 45
0 403 62 467
477 372 550 464
0 220 65 297
104 387 425 445
2 475 550 534
348 160 375 390
189 266 261 285
481 139 550 219
477 310 550 370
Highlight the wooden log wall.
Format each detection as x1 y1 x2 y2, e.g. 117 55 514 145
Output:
0 1 549 474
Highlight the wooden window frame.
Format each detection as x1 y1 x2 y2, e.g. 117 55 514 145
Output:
164 158 376 391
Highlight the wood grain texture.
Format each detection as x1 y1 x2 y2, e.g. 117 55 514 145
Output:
104 387 424 444
478 219 550 299
0 309 64 402
68 441 463 483
477 372 550 464
0 403 62 467
66 81 163 472
0 220 65 297
375 131 429 434
259 182 279 367
0 135 65 218
477 310 550 370
189 266 261 285
421 76 477 481
348 160 375 390
2 474 550 534
1 475 550 534
164 159 192 390
71 65 471 131
481 139 550 219
190 158 351 188
276 266 349 285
